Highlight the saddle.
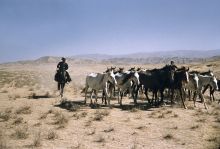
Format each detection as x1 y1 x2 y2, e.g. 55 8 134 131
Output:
54 70 71 83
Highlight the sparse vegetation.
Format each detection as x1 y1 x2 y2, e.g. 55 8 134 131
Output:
53 111 69 128
11 125 29 139
94 135 105 143
1 60 220 149
0 111 10 121
158 113 165 118
12 117 23 125
104 127 114 133
0 131 7 149
87 129 95 135
39 112 48 120
163 134 174 140
136 125 146 130
173 114 179 118
130 108 139 112
16 105 31 114
191 125 200 130
47 130 57 140
93 109 110 121
32 131 41 147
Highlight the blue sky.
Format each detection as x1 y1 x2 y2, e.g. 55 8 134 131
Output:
0 0 220 62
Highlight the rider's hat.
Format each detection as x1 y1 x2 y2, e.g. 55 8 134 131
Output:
61 57 66 61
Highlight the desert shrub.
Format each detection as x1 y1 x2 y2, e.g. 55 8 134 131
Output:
12 117 23 125
163 134 174 140
0 131 7 149
0 112 10 121
94 135 105 143
93 109 110 121
32 131 41 147
11 125 29 139
53 111 68 128
47 130 57 140
16 106 31 114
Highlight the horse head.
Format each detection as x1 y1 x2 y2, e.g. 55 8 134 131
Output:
107 70 117 85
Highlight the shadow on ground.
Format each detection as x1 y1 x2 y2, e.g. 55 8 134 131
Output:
54 98 169 111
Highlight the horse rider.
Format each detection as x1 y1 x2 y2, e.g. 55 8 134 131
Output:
170 60 178 70
56 57 71 90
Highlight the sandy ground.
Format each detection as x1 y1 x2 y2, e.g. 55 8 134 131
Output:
0 60 220 149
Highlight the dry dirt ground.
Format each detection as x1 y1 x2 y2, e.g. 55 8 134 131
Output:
0 60 220 149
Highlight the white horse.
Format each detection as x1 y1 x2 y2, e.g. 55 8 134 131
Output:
185 73 199 107
114 71 140 105
84 70 117 106
194 74 218 109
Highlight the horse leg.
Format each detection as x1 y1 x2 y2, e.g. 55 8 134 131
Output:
132 85 138 103
119 91 122 106
179 88 187 109
210 88 215 102
171 88 174 105
199 89 208 109
58 83 60 90
160 89 164 105
90 90 94 104
193 91 197 107
84 86 88 104
102 90 104 104
144 88 150 104
94 90 98 104
188 90 191 101
104 88 111 107
211 89 215 102
60 83 64 98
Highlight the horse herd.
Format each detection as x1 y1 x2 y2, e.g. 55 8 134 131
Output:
83 65 219 109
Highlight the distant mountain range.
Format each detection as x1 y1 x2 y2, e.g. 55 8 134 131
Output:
71 50 220 59
2 50 220 65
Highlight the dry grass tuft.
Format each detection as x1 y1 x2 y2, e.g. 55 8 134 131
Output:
47 130 57 140
87 129 96 135
173 114 179 118
93 109 110 121
12 117 23 125
197 118 206 123
85 120 92 127
130 108 139 113
32 131 41 147
165 110 173 114
16 106 31 114
104 127 114 133
215 117 220 123
53 111 69 128
0 111 10 122
11 125 29 139
33 122 42 127
172 126 178 130
0 131 7 149
136 126 146 130
190 125 200 130
39 112 48 120
1 89 8 93
163 134 174 140
94 135 105 143
158 113 165 118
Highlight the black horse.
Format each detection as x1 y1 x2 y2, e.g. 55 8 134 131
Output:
55 70 70 97
170 67 189 109
135 65 175 105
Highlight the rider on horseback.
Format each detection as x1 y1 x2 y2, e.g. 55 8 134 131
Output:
55 57 71 90
170 61 178 70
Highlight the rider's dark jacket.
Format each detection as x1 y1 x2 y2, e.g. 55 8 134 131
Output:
57 61 68 72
